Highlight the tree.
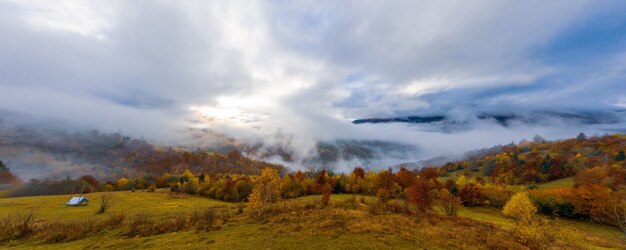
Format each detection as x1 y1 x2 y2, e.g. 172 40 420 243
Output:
616 150 625 162
0 160 20 184
352 167 365 179
456 175 467 188
374 169 397 204
117 178 129 190
418 167 439 181
405 177 433 212
80 175 99 187
459 183 484 206
395 167 416 189
320 182 332 207
438 188 461 216
540 154 552 174
503 192 537 222
576 132 586 141
248 168 282 209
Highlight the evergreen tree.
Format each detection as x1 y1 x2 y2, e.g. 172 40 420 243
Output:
540 154 552 174
616 150 626 162
576 132 586 141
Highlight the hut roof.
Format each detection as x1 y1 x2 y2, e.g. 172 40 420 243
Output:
67 197 89 206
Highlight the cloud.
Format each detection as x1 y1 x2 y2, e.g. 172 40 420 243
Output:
1 0 626 170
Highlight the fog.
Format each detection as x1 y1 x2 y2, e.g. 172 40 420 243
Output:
1 1 626 172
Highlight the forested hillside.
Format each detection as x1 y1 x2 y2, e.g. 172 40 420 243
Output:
0 127 283 180
439 133 626 185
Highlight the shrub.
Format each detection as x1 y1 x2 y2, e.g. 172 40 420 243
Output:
0 209 37 241
95 193 112 214
191 207 221 232
481 184 514 208
437 188 461 216
320 183 332 208
529 190 576 218
124 213 152 237
458 183 484 206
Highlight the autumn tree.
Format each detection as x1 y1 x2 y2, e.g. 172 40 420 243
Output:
437 188 461 216
395 167 416 189
248 168 282 209
503 192 537 221
405 177 433 212
80 175 99 187
418 167 439 181
616 150 625 162
374 169 398 204
117 178 129 190
574 166 608 188
352 167 365 179
0 160 20 184
281 174 305 198
346 167 366 194
459 183 484 206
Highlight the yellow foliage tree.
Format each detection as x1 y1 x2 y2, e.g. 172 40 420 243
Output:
248 168 282 209
117 177 129 190
456 175 467 188
503 192 537 221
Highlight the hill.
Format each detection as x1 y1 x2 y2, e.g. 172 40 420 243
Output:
0 125 284 181
438 133 626 185
1 191 624 249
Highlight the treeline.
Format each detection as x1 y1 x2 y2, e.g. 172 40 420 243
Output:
439 133 626 184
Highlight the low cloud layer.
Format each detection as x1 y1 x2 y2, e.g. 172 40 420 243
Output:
1 1 626 170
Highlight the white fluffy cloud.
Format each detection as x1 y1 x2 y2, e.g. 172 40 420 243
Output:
1 0 625 167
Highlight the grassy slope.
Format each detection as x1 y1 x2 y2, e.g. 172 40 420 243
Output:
536 177 575 189
1 192 624 249
458 206 624 249
0 190 230 220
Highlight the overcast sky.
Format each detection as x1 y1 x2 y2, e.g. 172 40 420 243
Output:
1 1 626 167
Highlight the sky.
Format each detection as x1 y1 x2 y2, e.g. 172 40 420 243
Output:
1 0 626 169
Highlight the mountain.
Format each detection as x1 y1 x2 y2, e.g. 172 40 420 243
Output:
352 111 624 128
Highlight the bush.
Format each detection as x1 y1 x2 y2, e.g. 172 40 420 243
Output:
0 209 37 241
482 184 514 208
459 183 485 207
529 192 576 218
437 189 461 216
191 208 217 232
95 193 112 214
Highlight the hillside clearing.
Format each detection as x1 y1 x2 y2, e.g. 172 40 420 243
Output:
1 191 624 249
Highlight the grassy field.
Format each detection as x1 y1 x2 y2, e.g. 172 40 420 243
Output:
1 191 624 249
536 177 575 189
0 190 230 220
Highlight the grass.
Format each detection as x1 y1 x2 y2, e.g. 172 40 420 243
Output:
537 177 575 189
0 189 230 221
458 206 626 249
1 191 624 249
